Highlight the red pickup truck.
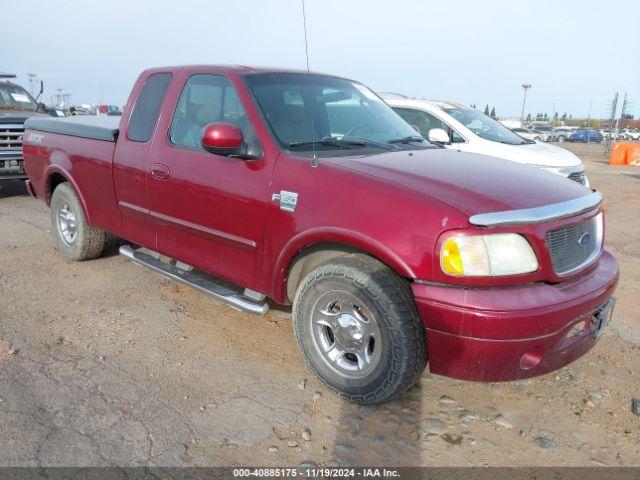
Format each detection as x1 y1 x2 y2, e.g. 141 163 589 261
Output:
23 66 619 403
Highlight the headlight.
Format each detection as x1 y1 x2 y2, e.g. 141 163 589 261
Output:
440 233 538 277
538 166 590 187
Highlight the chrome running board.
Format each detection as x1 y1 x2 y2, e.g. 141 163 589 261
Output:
119 245 269 316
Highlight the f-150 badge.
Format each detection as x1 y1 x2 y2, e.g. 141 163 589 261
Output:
272 190 298 212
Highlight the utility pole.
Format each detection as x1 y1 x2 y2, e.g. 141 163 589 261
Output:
584 99 593 143
617 92 628 131
55 88 70 107
604 92 618 160
520 84 532 124
27 73 37 97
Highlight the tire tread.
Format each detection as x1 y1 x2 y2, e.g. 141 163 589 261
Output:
51 183 105 261
293 254 427 404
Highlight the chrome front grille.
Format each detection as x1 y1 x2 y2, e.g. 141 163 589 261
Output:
0 124 24 150
568 171 586 185
546 215 602 275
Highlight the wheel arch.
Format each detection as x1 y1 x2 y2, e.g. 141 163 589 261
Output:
273 228 416 304
45 165 93 225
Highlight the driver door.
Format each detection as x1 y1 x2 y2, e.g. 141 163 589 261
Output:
146 72 271 289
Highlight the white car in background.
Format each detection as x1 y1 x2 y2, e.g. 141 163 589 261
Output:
622 129 640 141
554 127 576 142
512 127 551 142
600 129 624 141
527 125 558 141
383 95 589 186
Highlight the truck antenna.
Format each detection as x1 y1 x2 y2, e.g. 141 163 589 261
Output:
302 0 311 73
301 0 319 167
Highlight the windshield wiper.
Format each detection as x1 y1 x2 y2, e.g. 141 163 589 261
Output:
289 136 393 150
387 135 426 144
343 136 394 150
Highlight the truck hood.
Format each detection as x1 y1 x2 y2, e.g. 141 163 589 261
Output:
483 141 582 168
325 148 592 217
0 109 47 124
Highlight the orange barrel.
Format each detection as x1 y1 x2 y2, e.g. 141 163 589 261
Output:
609 142 640 166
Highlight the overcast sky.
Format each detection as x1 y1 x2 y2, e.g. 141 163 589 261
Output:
2 0 638 118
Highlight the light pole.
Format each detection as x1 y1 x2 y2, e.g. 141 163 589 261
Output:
27 73 36 97
520 84 532 124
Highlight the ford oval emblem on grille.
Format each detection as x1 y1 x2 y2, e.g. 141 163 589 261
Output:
578 232 591 247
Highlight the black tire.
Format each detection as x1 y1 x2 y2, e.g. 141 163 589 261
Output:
292 254 427 404
50 183 105 261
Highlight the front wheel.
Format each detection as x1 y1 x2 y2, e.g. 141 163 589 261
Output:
292 255 427 404
50 183 106 261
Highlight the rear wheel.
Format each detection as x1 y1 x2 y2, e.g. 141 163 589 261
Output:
292 254 427 404
50 183 105 261
533 136 541 142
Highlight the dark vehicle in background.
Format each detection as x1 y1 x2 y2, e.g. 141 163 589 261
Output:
0 72 47 181
570 129 603 143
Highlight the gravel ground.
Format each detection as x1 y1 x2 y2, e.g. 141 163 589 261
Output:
0 142 638 467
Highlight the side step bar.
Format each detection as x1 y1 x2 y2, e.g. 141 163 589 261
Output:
119 245 269 316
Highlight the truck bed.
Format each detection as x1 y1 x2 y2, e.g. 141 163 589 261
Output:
24 115 120 142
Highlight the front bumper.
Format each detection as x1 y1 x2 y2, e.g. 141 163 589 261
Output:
412 249 619 382
0 153 26 180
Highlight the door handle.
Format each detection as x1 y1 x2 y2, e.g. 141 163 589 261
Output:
150 163 170 181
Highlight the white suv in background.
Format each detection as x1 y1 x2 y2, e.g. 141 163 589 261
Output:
382 95 589 186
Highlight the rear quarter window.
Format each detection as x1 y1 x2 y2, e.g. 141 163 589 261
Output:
127 73 172 142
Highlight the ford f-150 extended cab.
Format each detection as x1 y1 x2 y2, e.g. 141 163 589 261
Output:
22 66 619 404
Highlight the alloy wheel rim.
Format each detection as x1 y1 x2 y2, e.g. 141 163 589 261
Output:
310 290 382 379
57 203 77 245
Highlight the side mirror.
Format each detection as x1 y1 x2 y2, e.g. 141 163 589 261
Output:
201 123 247 158
428 128 450 144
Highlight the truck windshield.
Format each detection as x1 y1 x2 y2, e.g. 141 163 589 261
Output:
0 82 39 111
444 108 532 145
245 73 427 152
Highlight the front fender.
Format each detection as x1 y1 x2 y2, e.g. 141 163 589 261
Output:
270 226 417 303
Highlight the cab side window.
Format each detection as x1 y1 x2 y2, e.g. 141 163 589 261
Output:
170 74 249 150
128 73 172 143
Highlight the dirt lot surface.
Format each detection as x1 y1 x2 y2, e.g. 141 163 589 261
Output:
0 143 638 467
